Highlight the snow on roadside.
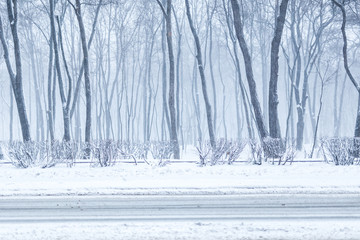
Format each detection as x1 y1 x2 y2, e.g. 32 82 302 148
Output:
0 220 360 240
0 162 359 196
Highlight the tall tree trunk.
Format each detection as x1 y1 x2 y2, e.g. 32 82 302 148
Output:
230 0 268 140
192 58 202 144
50 0 70 141
335 74 347 137
156 0 180 158
161 18 171 139
268 0 289 139
332 0 360 137
166 0 180 158
218 58 227 140
0 1 31 142
70 0 102 120
185 0 216 148
47 35 55 141
74 0 92 147
208 10 217 136
9 84 14 141
355 95 360 138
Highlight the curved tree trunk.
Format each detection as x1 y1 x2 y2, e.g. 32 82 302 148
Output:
73 0 92 156
268 0 289 139
49 0 70 141
230 0 268 140
185 0 216 148
156 0 180 158
0 0 31 142
332 0 360 137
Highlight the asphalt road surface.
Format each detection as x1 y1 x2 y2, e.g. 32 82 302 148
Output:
0 193 359 223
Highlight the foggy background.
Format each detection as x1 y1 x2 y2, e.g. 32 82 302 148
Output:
0 0 359 150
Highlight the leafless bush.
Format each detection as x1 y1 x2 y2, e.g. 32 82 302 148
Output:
249 139 263 165
226 140 246 165
7 141 40 168
349 138 360 163
262 137 285 164
279 144 296 165
150 141 173 160
91 140 118 167
248 139 294 165
210 139 231 165
118 142 149 164
321 138 357 165
44 141 79 168
196 139 245 166
5 141 80 168
196 141 212 166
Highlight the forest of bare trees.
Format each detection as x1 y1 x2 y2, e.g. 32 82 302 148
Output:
0 0 359 159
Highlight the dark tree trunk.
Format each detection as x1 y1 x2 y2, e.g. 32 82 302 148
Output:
0 1 31 142
47 35 54 141
208 11 217 136
230 0 268 140
161 19 171 138
50 0 70 141
332 0 360 137
185 0 216 148
74 0 92 146
268 0 289 139
355 95 360 138
70 0 102 120
156 0 180 158
9 84 14 141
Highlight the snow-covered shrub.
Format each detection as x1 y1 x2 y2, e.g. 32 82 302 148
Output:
224 140 246 165
210 139 231 165
91 140 118 167
279 144 296 165
249 139 263 165
248 138 294 165
5 141 79 168
321 138 357 165
349 138 360 162
150 141 173 160
196 139 246 166
118 142 149 164
7 141 40 168
45 141 79 168
196 141 212 166
262 137 285 163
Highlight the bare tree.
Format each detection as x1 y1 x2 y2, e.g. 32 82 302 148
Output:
67 0 94 152
230 0 268 140
49 0 72 141
0 0 31 142
185 0 216 148
332 0 360 137
156 0 180 158
268 0 289 139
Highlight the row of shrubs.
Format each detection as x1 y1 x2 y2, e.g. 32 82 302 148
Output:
196 137 360 166
0 137 359 168
1 140 174 168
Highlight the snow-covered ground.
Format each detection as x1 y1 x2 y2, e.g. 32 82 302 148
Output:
0 148 359 240
0 161 359 196
1 221 360 240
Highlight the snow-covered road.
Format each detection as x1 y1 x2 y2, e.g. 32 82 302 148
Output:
1 193 360 239
0 162 359 239
1 193 360 223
